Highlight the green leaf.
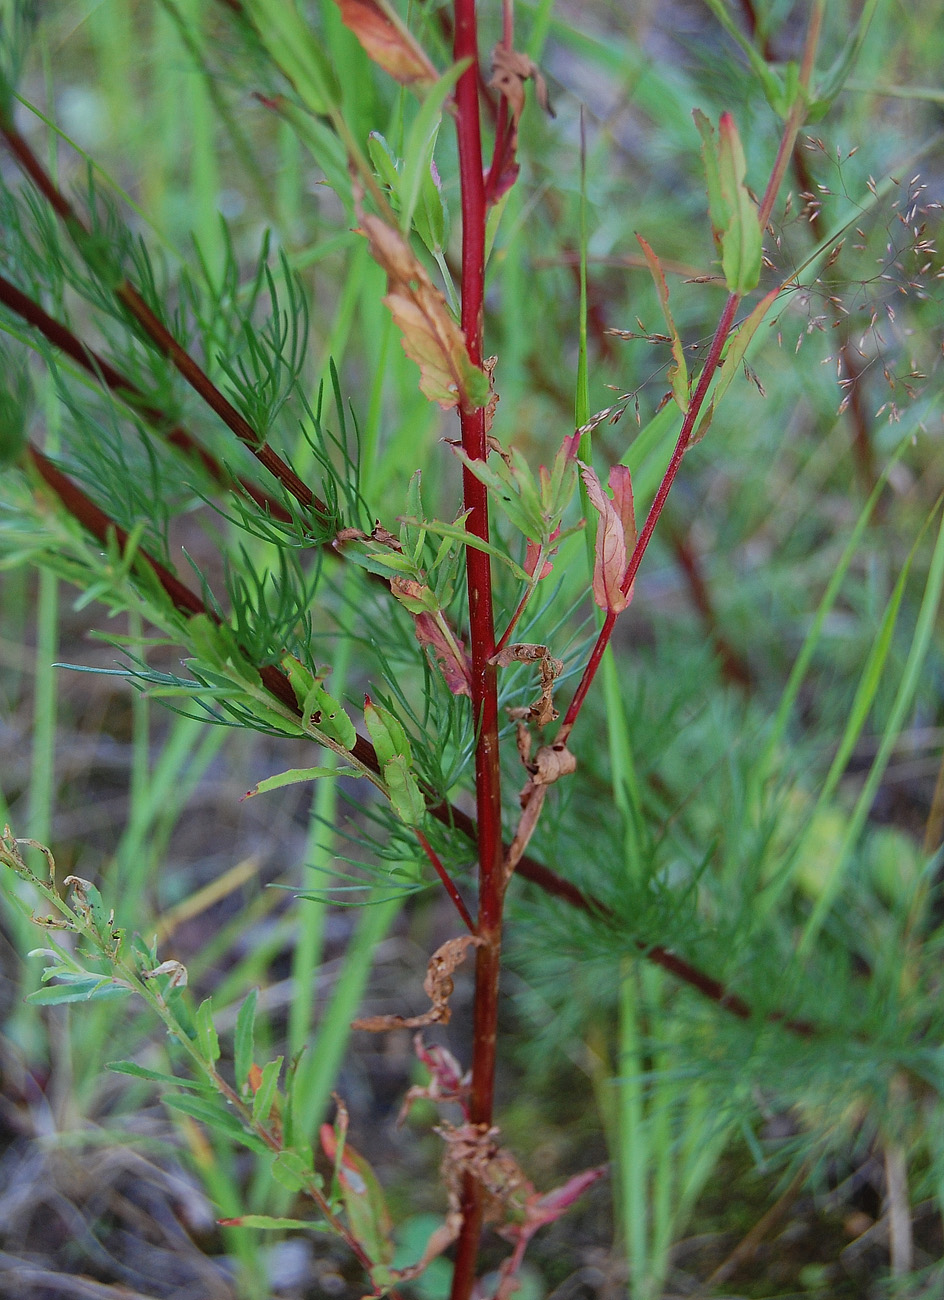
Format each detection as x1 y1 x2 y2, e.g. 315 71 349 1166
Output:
717 112 762 294
234 989 257 1091
282 655 357 749
363 696 413 769
163 1093 268 1152
271 1148 320 1193
399 62 467 234
694 109 763 293
243 765 360 799
368 131 402 193
106 1061 214 1092
252 1056 284 1125
219 1214 331 1231
28 976 131 1006
243 0 341 116
383 754 426 826
196 997 220 1063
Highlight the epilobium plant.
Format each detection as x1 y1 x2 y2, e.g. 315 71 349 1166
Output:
2 0 944 1296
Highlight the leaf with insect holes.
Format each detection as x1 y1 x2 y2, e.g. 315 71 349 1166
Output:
637 234 689 412
359 213 488 410
693 110 762 294
580 463 636 614
282 655 356 750
321 1123 395 1267
333 0 438 87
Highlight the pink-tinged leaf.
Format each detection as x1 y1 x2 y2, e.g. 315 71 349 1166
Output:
334 0 438 86
413 612 473 697
580 464 629 614
607 466 636 552
320 1123 395 1265
531 1165 607 1223
524 539 554 581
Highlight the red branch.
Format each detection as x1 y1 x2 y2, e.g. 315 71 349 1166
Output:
450 0 507 1289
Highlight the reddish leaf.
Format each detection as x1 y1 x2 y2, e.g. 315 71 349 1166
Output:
580 463 632 614
412 612 473 697
334 0 437 87
359 213 488 410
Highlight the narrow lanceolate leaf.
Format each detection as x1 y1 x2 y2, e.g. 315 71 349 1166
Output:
334 0 438 87
717 113 762 294
636 234 689 411
219 1215 330 1231
196 997 220 1063
252 1056 284 1125
241 765 361 800
234 989 257 1092
359 213 488 410
363 695 427 825
693 109 762 294
580 464 634 614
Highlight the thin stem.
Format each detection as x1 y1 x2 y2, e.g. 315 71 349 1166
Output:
558 292 740 743
0 274 296 524
414 828 475 932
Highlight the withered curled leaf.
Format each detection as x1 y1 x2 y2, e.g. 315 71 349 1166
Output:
352 934 483 1031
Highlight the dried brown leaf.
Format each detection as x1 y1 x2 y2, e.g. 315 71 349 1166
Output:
351 934 483 1031
492 643 563 727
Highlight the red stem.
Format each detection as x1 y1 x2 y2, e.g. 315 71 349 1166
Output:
414 828 475 932
451 0 506 1291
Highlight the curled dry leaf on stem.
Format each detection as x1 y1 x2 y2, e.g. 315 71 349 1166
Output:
491 642 563 727
504 729 577 883
486 44 555 202
351 934 484 1031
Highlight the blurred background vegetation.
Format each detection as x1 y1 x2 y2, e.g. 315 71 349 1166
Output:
1 1 944 1297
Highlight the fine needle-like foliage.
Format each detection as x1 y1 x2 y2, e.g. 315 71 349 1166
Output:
1 0 944 1297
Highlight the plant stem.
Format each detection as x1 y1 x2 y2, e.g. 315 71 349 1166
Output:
451 0 505 1289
